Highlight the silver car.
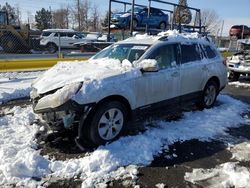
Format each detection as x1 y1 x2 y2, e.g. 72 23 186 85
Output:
227 50 250 81
31 32 227 146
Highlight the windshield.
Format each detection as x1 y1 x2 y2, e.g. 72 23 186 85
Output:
92 43 149 62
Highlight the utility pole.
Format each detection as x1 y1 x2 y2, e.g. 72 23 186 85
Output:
108 0 111 42
241 25 245 39
218 20 224 47
130 0 135 36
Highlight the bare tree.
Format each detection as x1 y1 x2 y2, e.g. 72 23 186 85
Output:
89 4 100 31
52 7 70 29
0 2 21 25
199 9 221 35
72 0 91 31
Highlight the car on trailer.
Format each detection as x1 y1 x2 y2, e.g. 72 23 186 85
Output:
111 7 169 30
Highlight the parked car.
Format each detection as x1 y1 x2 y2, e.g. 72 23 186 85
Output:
111 7 168 30
229 25 250 39
73 33 117 52
31 31 227 147
227 50 250 81
40 29 85 53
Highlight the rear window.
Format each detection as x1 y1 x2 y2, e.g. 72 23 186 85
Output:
181 44 202 64
202 45 217 59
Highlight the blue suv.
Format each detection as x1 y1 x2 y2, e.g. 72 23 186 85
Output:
111 7 169 30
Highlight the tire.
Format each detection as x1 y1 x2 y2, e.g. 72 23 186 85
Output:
159 22 166 30
85 101 128 146
1 35 19 53
197 80 218 109
228 71 240 81
47 43 58 54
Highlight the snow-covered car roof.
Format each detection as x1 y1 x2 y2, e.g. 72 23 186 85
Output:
117 30 213 46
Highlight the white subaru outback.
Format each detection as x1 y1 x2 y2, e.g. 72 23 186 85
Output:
31 30 227 146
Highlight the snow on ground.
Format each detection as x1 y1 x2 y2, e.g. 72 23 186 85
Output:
0 106 49 186
155 183 166 188
184 110 250 188
0 71 43 103
228 142 250 162
184 162 250 188
0 95 249 187
228 81 250 88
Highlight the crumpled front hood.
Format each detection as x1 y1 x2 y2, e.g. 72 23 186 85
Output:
32 59 129 95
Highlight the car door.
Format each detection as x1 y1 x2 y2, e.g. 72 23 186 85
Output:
57 32 68 47
179 43 206 101
134 43 181 110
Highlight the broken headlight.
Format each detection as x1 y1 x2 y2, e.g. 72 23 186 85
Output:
34 82 82 111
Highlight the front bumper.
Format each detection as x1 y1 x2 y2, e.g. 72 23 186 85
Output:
33 99 95 128
227 63 250 74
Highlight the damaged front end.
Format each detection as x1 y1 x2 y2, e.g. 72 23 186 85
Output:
31 82 94 131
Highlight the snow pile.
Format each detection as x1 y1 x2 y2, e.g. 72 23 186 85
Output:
0 71 42 103
229 142 250 162
228 81 250 88
0 95 249 187
155 183 166 188
184 162 250 188
0 106 49 186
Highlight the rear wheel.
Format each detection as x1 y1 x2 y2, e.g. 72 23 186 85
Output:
228 71 240 81
47 43 58 54
197 80 218 109
85 101 128 146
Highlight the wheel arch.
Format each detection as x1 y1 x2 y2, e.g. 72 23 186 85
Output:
96 95 132 120
46 42 58 47
205 76 220 92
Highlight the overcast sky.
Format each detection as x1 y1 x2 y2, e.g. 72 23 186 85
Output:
1 0 249 36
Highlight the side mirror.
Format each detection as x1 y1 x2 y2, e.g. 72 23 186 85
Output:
137 59 158 72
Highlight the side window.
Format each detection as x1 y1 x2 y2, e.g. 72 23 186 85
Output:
181 44 202 64
59 33 67 37
203 45 217 59
148 44 177 69
67 33 75 37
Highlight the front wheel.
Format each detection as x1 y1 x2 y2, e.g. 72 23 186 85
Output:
197 80 218 109
86 101 128 146
159 22 166 30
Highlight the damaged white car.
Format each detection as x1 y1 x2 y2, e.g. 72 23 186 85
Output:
227 50 250 81
31 31 227 146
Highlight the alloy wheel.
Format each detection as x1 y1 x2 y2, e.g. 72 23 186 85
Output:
97 108 124 140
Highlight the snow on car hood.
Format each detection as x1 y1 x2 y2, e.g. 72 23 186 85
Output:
32 58 135 94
